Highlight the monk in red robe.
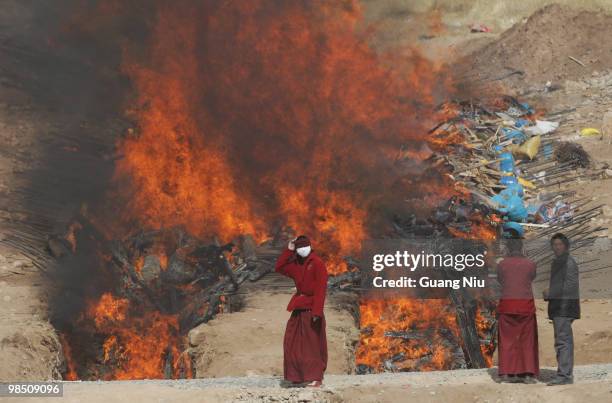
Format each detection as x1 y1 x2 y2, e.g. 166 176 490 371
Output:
497 238 539 383
275 235 328 387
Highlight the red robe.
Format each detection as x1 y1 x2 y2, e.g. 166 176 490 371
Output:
497 256 539 376
275 248 328 382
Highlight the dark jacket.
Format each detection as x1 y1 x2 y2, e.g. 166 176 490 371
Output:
547 253 580 319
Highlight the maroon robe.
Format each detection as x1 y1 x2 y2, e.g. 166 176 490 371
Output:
497 256 539 376
275 248 328 382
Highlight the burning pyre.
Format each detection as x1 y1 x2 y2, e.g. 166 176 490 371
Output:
48 0 506 380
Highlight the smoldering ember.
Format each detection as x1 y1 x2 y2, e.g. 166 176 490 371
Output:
1 1 612 402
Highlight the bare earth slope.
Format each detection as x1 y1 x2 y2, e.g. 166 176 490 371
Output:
466 4 612 90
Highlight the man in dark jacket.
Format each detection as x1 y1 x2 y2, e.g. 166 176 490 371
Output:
543 233 580 385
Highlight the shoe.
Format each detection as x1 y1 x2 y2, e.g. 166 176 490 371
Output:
280 380 304 388
521 376 538 384
506 376 523 384
498 375 511 383
306 380 322 388
547 377 573 386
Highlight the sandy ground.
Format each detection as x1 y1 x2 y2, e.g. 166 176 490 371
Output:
7 363 612 403
535 299 612 367
0 259 62 381
362 1 612 65
362 0 612 31
188 274 359 378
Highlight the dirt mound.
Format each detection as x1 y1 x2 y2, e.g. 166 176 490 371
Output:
0 321 63 381
464 4 612 90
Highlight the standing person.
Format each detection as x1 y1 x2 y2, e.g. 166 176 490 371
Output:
544 233 580 386
275 235 328 387
496 238 539 383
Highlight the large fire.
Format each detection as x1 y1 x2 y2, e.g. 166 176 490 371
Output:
55 0 496 380
357 299 461 371
110 0 454 262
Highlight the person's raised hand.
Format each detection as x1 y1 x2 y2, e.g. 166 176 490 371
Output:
288 237 297 251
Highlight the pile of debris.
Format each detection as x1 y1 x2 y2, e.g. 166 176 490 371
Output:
426 96 607 262
47 217 303 379
352 95 608 375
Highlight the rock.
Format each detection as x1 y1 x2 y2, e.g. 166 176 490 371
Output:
188 324 207 346
297 390 316 402
12 259 30 269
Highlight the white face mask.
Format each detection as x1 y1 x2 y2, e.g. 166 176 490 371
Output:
296 246 311 258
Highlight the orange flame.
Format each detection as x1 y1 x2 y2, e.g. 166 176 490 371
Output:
357 298 460 371
88 293 184 380
108 0 455 273
59 334 78 381
59 0 481 380
91 292 129 327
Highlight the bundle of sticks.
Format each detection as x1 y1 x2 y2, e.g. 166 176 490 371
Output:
428 96 608 270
